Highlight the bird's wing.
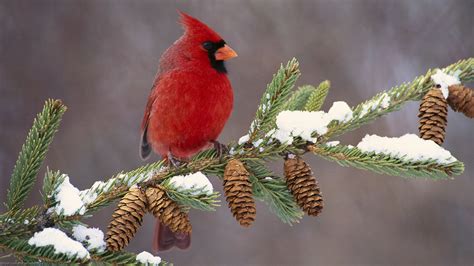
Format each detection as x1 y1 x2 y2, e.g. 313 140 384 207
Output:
140 76 161 160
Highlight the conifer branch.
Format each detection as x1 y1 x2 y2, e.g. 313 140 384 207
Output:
309 144 464 179
323 58 474 140
305 80 330 111
248 58 301 142
6 99 67 212
283 85 316 111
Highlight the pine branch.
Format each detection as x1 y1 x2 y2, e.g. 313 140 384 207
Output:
0 238 88 264
0 207 41 238
283 85 316 111
161 181 221 212
305 80 330 111
246 159 304 225
248 58 301 142
310 144 464 179
0 238 168 265
81 160 166 214
323 58 474 140
6 99 67 212
42 169 65 208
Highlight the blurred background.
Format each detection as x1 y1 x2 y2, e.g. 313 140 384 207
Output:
1 0 473 264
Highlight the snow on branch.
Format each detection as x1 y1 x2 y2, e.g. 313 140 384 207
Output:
272 101 353 144
431 69 461 98
28 228 90 259
356 134 456 164
136 251 162 265
311 134 463 179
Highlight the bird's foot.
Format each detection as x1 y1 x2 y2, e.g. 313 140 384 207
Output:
212 140 228 161
167 151 184 168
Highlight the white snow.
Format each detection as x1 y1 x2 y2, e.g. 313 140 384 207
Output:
325 141 340 147
78 170 157 206
79 179 114 206
253 139 264 147
238 134 250 145
273 101 353 144
357 134 457 164
265 129 276 138
54 175 86 216
169 171 213 195
359 92 391 117
264 177 273 180
431 69 460 98
72 225 106 252
328 101 353 122
136 251 162 265
380 94 390 108
274 111 331 143
28 228 90 259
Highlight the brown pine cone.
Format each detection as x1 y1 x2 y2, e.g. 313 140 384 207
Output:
418 87 448 145
106 186 147 251
447 84 474 118
146 186 192 234
223 159 256 227
284 155 323 216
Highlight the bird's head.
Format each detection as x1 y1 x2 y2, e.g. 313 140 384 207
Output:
179 11 237 73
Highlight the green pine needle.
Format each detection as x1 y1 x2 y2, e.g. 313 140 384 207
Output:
162 182 221 212
283 85 316 111
6 99 67 212
248 58 301 142
246 160 303 225
313 144 464 179
305 80 330 111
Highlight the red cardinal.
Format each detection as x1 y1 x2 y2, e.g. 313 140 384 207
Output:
140 12 237 251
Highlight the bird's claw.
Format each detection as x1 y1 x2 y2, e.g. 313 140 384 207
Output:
212 140 228 161
167 151 183 168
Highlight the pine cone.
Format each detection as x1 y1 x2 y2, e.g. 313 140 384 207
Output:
223 159 256 227
418 87 448 145
146 186 192 234
106 186 147 251
447 84 474 118
284 155 323 216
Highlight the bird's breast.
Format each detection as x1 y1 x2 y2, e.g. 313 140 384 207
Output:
148 69 233 158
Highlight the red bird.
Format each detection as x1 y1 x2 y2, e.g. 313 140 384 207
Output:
140 12 237 251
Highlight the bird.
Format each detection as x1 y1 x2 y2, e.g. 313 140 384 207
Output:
140 11 237 251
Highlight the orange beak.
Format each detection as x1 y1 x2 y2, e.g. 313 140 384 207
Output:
215 44 238 61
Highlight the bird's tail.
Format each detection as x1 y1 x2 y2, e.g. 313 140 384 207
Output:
153 219 191 251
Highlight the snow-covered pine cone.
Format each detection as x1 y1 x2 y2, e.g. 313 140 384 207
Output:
418 87 448 145
284 155 323 216
223 159 256 227
448 84 474 118
106 186 147 251
146 186 192 234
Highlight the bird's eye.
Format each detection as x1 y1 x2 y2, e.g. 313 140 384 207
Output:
202 41 214 51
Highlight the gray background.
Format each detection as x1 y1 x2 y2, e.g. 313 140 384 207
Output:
1 0 473 265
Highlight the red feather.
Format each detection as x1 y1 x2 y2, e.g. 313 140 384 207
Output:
140 11 235 250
